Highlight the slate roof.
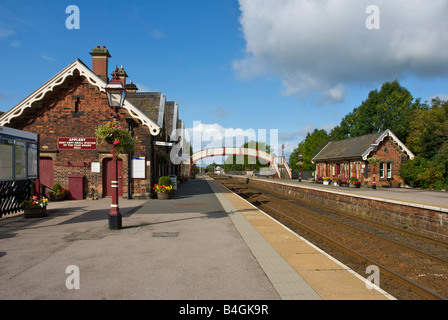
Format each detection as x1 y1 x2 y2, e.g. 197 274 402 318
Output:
126 92 164 127
312 131 384 162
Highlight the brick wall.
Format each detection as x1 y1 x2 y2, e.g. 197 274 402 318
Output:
8 74 155 199
230 176 448 241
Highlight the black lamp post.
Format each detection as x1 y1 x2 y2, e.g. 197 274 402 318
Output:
105 66 127 230
297 153 303 182
371 140 378 190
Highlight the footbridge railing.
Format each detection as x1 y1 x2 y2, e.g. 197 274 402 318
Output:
190 147 292 179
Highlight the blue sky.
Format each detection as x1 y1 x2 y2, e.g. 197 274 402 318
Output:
1 0 448 164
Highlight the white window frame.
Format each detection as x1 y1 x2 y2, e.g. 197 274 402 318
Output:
380 163 385 178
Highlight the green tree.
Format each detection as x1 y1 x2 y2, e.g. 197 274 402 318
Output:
223 141 271 172
330 80 424 142
289 129 330 171
401 98 448 189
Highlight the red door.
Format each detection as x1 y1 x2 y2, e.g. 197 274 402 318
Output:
39 157 53 191
102 158 123 197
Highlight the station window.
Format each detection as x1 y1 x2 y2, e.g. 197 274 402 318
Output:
380 163 385 178
387 162 392 178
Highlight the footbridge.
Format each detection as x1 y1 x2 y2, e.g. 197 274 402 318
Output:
190 147 292 179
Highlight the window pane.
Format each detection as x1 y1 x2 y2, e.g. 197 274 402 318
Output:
28 143 38 179
0 138 14 181
15 141 27 180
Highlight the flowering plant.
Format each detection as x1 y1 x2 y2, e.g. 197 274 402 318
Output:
21 196 48 209
153 184 173 193
332 176 340 182
323 177 331 182
95 120 137 155
349 177 360 185
390 179 402 184
49 187 68 200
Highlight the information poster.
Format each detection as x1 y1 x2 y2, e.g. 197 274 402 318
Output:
0 139 13 181
131 157 146 179
27 143 38 179
15 141 26 180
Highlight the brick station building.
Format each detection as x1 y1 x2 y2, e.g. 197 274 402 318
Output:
0 46 185 199
312 129 415 187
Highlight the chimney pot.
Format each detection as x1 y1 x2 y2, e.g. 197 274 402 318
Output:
90 46 111 83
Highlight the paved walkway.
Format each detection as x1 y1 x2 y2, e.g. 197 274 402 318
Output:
0 178 279 300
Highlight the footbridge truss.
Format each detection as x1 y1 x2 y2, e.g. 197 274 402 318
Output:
191 147 292 179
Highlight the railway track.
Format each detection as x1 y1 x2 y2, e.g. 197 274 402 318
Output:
213 175 448 300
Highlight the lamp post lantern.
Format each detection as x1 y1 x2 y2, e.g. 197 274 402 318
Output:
105 66 127 230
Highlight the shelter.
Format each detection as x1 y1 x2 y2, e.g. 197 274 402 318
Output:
312 129 414 186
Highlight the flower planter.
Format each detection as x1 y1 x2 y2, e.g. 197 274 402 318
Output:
333 182 339 186
390 183 400 188
24 207 47 218
157 192 172 200
49 194 67 201
323 181 329 185
349 184 361 188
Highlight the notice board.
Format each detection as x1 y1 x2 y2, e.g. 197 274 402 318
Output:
132 157 146 179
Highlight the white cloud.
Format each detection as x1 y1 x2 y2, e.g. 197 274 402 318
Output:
234 0 448 103
0 26 14 39
148 28 166 40
40 51 56 62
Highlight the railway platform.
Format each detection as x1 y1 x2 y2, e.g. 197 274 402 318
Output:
255 176 448 211
0 175 393 301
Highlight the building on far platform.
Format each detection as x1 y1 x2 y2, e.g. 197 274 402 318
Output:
0 46 186 199
312 129 414 187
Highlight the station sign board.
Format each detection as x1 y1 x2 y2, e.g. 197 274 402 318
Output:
58 137 97 150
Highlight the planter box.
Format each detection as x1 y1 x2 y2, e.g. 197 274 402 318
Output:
24 207 47 218
323 181 329 185
349 184 361 188
157 192 172 200
390 183 400 188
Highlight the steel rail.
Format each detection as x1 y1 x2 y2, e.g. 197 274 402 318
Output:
257 200 447 301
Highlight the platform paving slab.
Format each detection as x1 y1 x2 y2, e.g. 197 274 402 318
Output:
0 178 280 300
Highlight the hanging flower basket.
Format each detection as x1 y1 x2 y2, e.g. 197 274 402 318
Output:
95 120 137 156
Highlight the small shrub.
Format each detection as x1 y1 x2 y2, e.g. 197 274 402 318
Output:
51 183 62 191
158 176 172 186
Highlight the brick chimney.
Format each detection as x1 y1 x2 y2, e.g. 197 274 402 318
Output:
89 46 111 82
117 66 128 86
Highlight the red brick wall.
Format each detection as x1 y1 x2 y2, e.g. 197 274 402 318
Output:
369 136 406 186
8 74 154 198
315 136 408 186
